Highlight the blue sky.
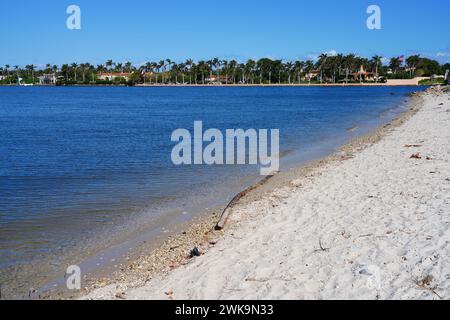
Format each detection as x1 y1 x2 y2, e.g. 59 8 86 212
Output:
0 0 449 67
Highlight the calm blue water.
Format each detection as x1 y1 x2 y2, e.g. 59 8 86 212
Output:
0 86 420 296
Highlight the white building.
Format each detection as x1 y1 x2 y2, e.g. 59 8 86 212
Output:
97 72 131 81
38 73 57 85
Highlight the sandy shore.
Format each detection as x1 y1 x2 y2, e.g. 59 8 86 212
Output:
82 87 449 300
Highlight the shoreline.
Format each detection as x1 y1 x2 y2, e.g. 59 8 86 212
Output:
0 83 427 88
77 88 443 300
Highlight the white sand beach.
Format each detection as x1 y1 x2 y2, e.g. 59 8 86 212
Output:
84 88 450 300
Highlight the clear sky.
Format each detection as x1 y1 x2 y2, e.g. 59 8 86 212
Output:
0 0 449 67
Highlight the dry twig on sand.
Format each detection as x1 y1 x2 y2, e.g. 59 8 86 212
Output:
404 144 422 148
215 175 274 230
314 239 330 253
412 275 442 299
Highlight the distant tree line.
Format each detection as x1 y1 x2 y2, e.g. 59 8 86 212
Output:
1 54 448 85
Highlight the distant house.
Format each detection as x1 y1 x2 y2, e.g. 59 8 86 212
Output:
404 66 416 73
142 72 154 81
304 70 320 81
97 72 131 81
38 73 56 85
205 75 229 84
352 65 375 82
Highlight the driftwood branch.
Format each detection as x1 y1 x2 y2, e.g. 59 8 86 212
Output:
215 175 273 230
313 239 330 253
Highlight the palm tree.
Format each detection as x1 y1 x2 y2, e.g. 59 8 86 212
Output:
191 62 198 84
178 62 186 84
154 62 160 84
317 53 328 83
304 60 314 84
406 55 420 78
80 62 91 82
143 62 151 84
212 58 220 82
116 63 123 73
332 54 343 83
14 65 19 84
79 63 87 82
96 64 106 73
206 59 214 82
371 55 382 83
165 59 173 83
343 54 356 84
170 62 180 83
185 59 194 84
88 64 95 82
235 63 243 83
389 57 402 74
246 59 256 84
257 58 273 84
294 60 304 83
285 61 294 84
150 62 157 84
71 63 78 81
276 60 283 84
229 60 238 84
158 60 165 84
197 60 208 84
105 60 114 72
25 64 35 83
222 60 229 84
51 65 58 83
124 61 133 73
61 64 69 81
5 64 11 84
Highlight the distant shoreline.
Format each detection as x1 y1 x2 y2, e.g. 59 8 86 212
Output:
0 82 427 88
